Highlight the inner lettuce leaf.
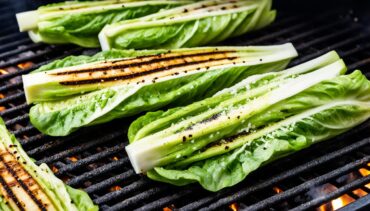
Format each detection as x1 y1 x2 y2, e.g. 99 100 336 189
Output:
0 118 98 210
29 45 297 136
99 0 276 50
16 0 192 47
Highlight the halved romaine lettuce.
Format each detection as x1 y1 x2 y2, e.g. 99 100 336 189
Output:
0 118 98 210
126 51 370 191
16 0 192 47
23 44 297 103
28 44 297 136
99 0 276 50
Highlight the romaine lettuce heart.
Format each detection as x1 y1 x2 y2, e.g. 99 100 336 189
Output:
126 52 370 191
16 0 192 47
27 44 297 136
99 0 276 50
0 118 98 210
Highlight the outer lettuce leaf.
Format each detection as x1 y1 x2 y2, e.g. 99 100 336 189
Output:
0 118 98 210
29 45 297 136
99 0 275 50
17 1 191 47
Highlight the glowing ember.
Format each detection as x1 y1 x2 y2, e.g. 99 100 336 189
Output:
109 186 121 192
17 61 34 70
0 69 8 75
318 194 354 211
229 203 239 211
51 166 59 173
163 204 175 211
352 188 368 197
112 156 119 161
331 194 354 210
358 168 370 189
273 186 283 194
0 94 5 111
68 156 78 162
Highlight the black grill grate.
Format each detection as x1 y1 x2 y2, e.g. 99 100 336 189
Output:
0 2 370 211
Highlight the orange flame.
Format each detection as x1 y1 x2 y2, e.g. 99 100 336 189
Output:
109 186 121 192
359 168 370 189
69 156 78 162
0 69 8 75
229 203 239 211
0 94 5 111
163 205 175 211
17 62 34 70
353 188 368 197
51 166 59 173
273 186 283 194
317 194 354 211
331 194 354 210
112 156 119 161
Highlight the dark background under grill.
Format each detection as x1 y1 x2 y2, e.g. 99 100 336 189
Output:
0 0 370 210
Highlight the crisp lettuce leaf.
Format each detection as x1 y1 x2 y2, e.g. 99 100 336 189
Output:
148 102 370 191
126 57 347 173
17 1 191 47
99 0 276 50
28 44 297 136
0 118 98 210
126 52 370 191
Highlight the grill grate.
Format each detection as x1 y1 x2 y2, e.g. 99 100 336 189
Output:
0 2 370 211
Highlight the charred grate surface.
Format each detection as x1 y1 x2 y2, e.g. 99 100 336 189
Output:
1 2 370 211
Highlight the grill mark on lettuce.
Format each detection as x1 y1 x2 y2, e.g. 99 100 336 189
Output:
199 131 250 152
51 50 236 75
0 149 48 211
0 176 22 210
59 56 238 85
184 112 222 132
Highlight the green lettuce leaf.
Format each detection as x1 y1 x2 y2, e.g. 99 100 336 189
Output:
126 52 370 191
28 44 297 136
0 118 98 210
16 0 191 47
149 102 370 191
99 0 276 50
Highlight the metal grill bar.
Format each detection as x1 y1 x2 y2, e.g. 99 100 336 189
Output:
86 170 137 195
246 156 370 211
0 47 85 81
292 175 370 211
35 131 125 164
57 143 126 175
67 158 130 186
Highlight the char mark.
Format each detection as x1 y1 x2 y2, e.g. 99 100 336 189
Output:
0 176 23 211
52 50 236 76
0 152 47 211
59 57 237 85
